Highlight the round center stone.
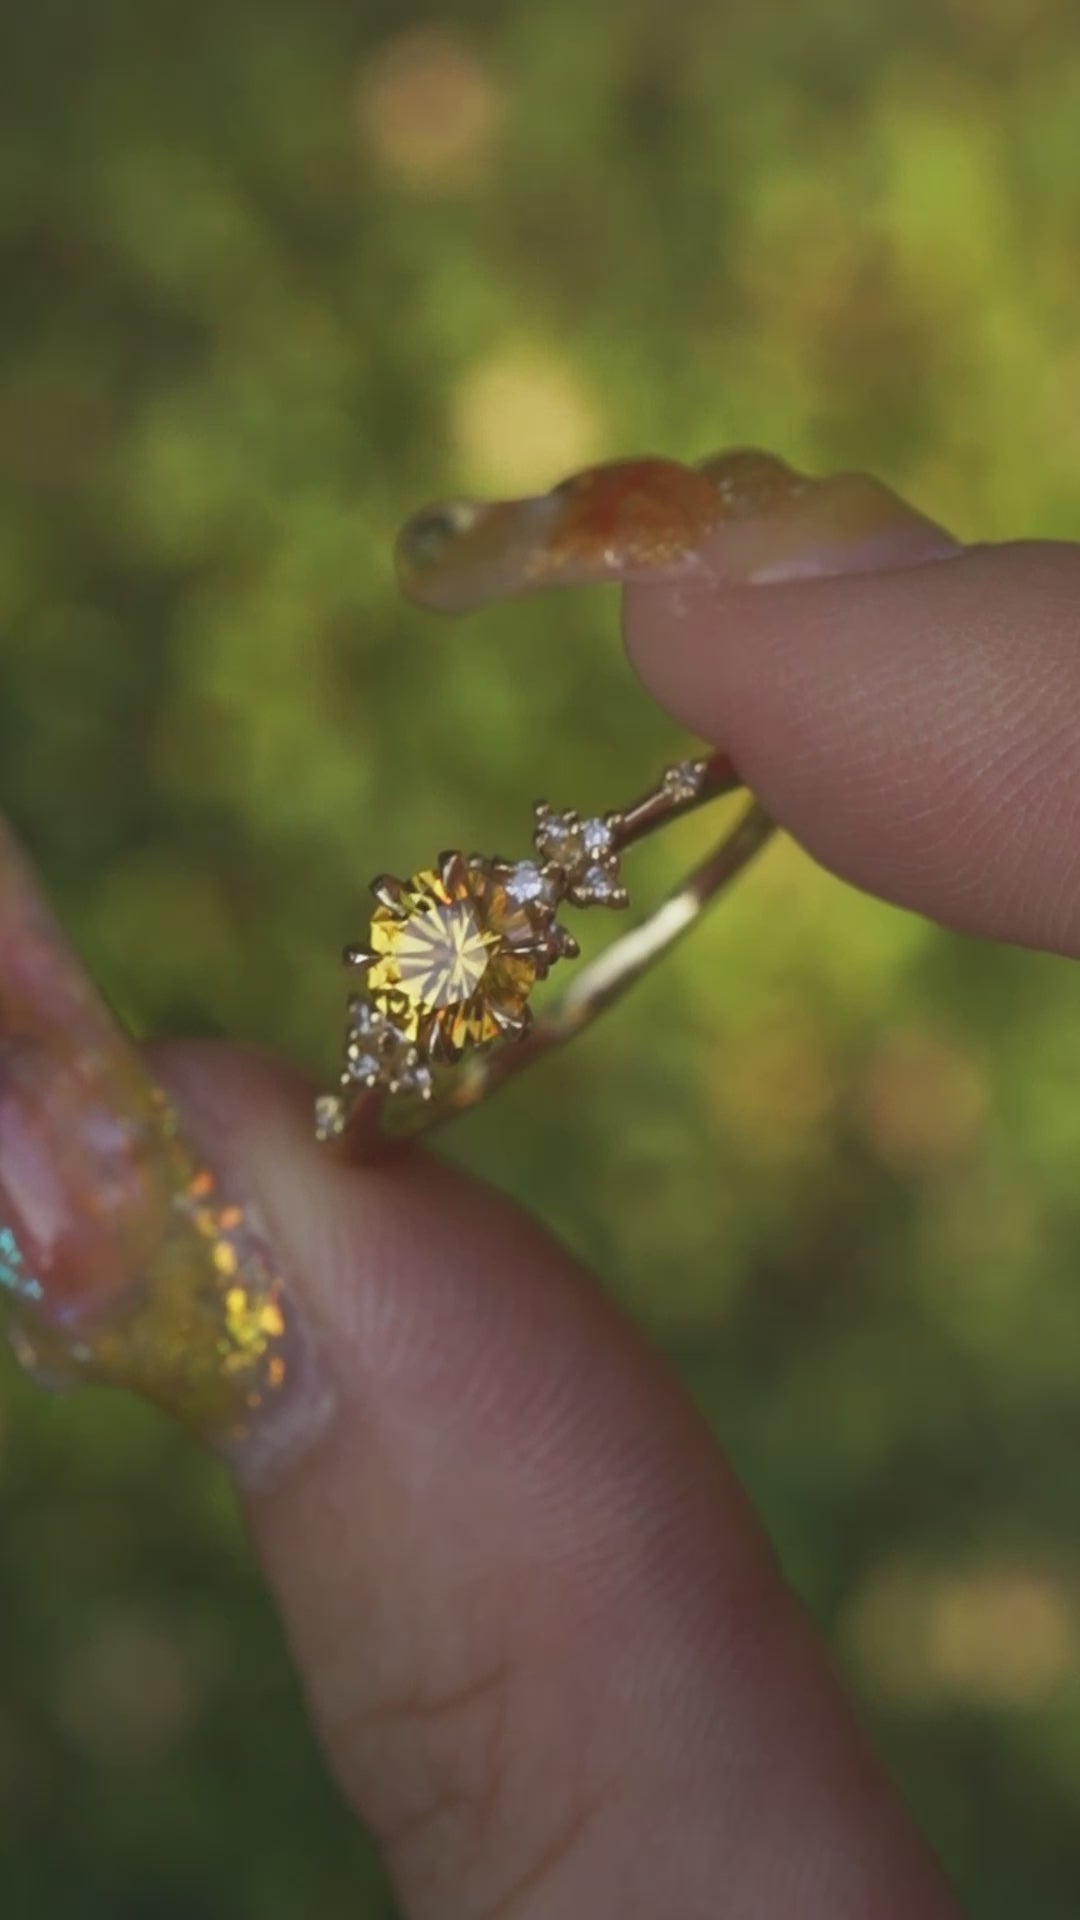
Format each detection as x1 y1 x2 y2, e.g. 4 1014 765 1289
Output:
391 894 498 1011
367 863 540 1054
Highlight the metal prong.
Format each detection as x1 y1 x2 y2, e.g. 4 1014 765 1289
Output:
344 943 374 968
371 874 407 912
438 849 469 892
427 1023 461 1067
490 1002 532 1038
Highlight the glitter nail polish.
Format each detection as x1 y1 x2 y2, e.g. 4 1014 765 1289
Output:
0 819 332 1487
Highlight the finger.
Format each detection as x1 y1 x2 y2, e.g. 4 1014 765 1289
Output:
168 1043 964 1920
619 457 1080 955
394 449 954 613
0 820 964 1919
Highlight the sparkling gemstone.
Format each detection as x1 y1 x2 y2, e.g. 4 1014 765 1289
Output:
406 1063 434 1100
662 759 707 802
314 1094 345 1141
346 1047 381 1083
581 817 613 857
536 813 580 865
582 865 616 900
506 861 547 905
366 862 539 1054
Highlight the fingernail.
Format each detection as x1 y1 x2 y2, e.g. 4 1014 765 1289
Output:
396 451 961 614
692 449 961 583
396 456 729 611
0 819 333 1489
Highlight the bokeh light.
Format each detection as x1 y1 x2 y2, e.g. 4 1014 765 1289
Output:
356 29 505 190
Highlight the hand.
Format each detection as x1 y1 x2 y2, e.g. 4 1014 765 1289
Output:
9 453 1080 1918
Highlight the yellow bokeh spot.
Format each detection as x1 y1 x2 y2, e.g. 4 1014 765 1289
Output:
451 350 605 495
856 1027 988 1174
842 1556 1078 1710
928 1570 1076 1706
710 997 837 1162
357 30 504 190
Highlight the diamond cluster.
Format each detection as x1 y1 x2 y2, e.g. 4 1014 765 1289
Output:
531 804 629 908
662 758 709 803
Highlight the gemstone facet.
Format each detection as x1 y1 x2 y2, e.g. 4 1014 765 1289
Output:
581 817 613 857
505 861 548 905
366 863 539 1055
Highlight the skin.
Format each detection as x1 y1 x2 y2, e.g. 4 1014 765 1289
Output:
9 452 1080 1915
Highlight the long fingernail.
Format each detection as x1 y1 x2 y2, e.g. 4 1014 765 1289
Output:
0 819 333 1489
693 449 961 582
395 451 961 614
396 456 727 611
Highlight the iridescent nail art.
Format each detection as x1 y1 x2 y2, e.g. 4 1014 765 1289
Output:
0 819 331 1486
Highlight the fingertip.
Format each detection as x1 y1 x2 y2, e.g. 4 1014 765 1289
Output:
624 541 1080 953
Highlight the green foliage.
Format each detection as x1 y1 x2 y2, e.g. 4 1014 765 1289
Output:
3 1 1080 1912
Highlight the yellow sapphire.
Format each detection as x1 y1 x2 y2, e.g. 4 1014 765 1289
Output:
366 856 538 1056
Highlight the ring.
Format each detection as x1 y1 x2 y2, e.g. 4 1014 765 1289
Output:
314 453 802 1147
315 757 774 1144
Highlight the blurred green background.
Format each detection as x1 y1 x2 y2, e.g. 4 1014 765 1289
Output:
3 0 1080 1913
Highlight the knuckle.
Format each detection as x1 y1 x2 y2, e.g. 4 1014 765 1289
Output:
342 1655 513 1873
326 1653 609 1918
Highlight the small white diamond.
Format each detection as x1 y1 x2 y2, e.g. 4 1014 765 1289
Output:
347 1047 381 1083
389 1059 433 1100
581 817 613 857
314 1094 345 1141
506 861 546 905
536 812 580 864
582 865 616 900
662 759 707 802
